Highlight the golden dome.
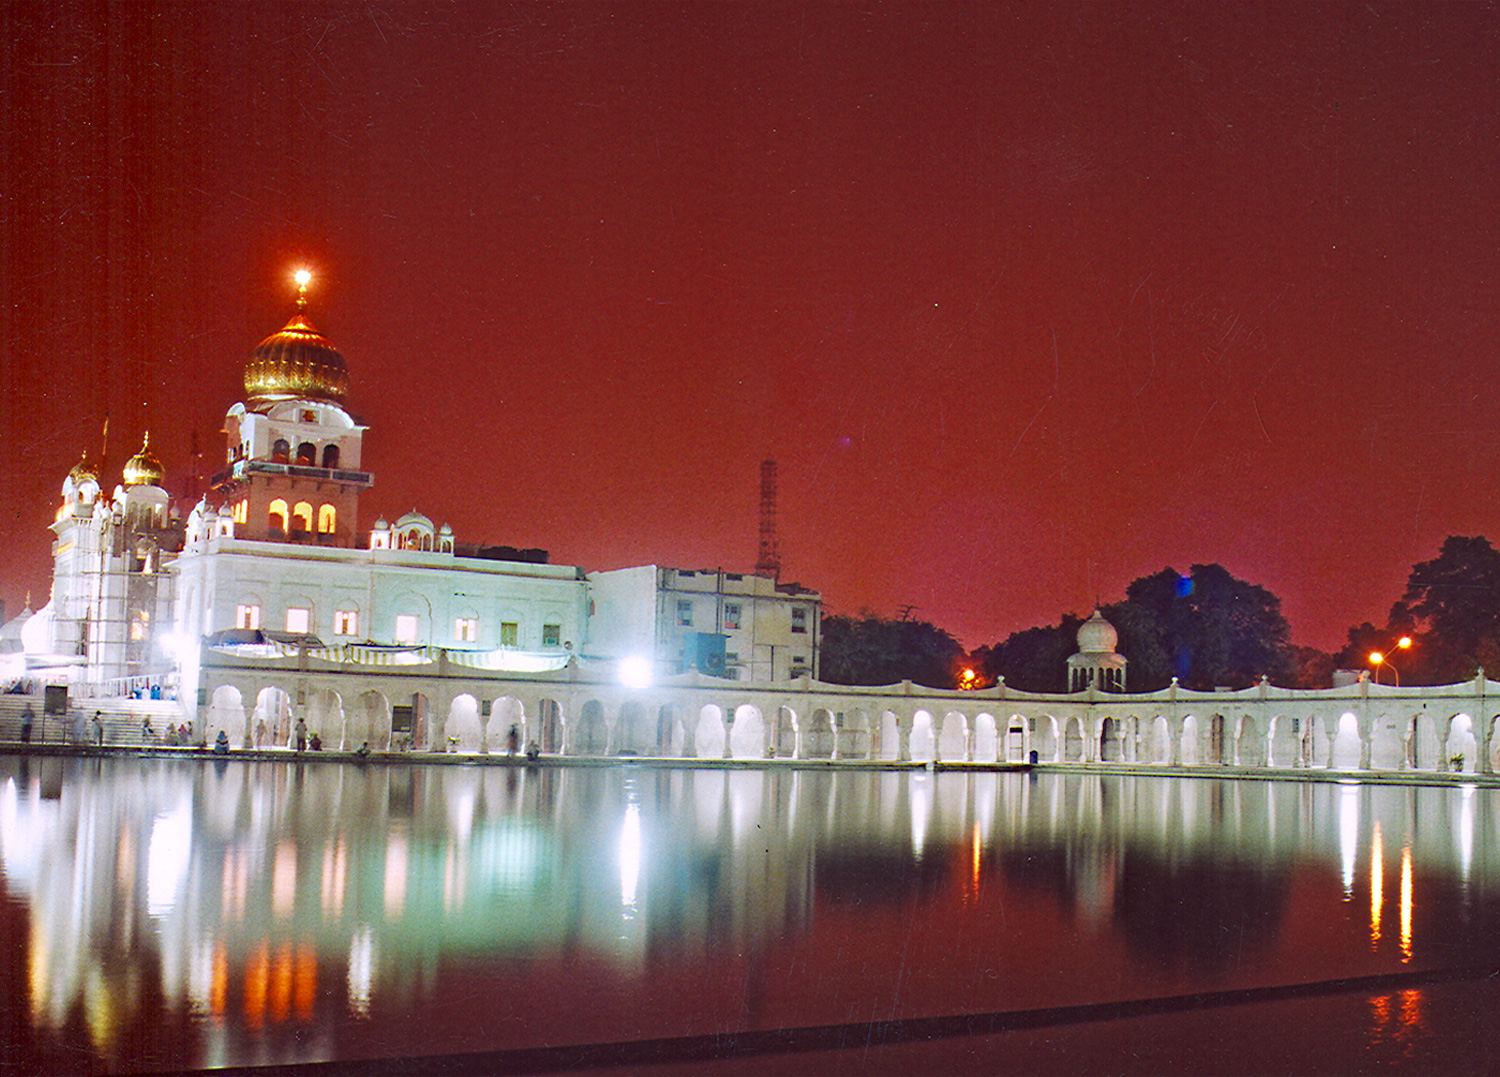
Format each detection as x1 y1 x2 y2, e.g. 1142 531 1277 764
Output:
123 432 165 487
244 313 349 407
68 452 98 486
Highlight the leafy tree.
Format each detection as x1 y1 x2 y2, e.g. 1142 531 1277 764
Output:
820 612 966 689
975 614 1083 693
1283 644 1337 689
1379 535 1500 683
1114 564 1293 691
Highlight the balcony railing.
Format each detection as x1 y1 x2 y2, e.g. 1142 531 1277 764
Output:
209 459 374 488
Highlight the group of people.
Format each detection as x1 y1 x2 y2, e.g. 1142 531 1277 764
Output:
292 718 323 751
137 717 196 746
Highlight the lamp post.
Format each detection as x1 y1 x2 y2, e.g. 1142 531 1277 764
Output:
1369 636 1414 686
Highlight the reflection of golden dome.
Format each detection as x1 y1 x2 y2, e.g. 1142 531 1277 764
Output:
123 432 165 487
245 313 349 407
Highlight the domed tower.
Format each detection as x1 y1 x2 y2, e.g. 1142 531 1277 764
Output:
1068 609 1127 692
209 270 372 546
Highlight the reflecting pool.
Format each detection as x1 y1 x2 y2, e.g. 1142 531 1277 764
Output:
3 757 1500 1074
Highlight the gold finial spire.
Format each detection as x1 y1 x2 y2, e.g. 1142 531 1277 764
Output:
294 268 313 312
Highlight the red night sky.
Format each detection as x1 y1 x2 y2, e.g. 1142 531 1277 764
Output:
2 2 1498 651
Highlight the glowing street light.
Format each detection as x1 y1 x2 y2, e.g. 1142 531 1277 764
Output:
960 668 977 690
1369 636 1413 686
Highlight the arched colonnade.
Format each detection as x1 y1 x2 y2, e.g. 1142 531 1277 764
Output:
195 661 1500 775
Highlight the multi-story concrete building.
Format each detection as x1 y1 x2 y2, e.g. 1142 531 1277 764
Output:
587 565 820 682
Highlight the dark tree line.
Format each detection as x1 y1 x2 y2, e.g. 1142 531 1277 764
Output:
819 537 1500 692
975 563 1300 693
819 612 966 689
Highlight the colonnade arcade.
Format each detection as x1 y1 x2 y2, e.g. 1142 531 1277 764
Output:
193 652 1500 775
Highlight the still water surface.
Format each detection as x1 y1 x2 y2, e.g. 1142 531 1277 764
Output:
2 757 1498 1074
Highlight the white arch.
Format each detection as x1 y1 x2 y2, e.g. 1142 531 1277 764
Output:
729 704 768 759
695 705 726 759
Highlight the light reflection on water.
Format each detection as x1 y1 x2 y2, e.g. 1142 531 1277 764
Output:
2 757 1499 1073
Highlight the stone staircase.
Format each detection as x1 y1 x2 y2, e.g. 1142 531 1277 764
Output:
0 694 192 747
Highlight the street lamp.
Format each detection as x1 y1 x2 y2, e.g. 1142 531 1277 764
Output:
1369 636 1413 686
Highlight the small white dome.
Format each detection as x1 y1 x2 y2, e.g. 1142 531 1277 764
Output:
1077 610 1119 654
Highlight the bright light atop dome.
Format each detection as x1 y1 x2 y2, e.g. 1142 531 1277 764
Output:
294 268 312 288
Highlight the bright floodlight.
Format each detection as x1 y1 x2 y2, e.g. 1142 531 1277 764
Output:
294 268 313 287
619 655 653 689
1370 651 1384 665
1397 636 1413 649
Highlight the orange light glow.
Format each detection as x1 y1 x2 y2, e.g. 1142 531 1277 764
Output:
210 942 228 1018
1370 652 1385 665
244 943 269 1030
293 268 312 288
295 945 318 1021
1400 845 1414 963
1370 822 1383 947
270 943 293 1022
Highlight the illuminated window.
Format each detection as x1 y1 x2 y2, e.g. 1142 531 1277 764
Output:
455 616 478 642
317 504 336 533
269 499 289 534
130 618 146 641
394 614 419 644
236 604 261 630
334 609 358 636
542 623 561 647
791 607 808 633
500 622 518 646
723 603 741 630
677 600 693 627
285 607 310 634
232 500 248 524
292 501 313 533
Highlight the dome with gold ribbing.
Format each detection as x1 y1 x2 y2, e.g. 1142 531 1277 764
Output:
122 431 166 487
243 269 349 409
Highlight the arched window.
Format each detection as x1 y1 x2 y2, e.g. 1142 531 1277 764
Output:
271 439 290 463
269 498 289 534
292 501 313 533
296 442 316 466
317 504 336 533
322 444 340 469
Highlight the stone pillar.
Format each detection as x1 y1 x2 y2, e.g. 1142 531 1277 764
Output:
429 696 448 752
895 712 914 762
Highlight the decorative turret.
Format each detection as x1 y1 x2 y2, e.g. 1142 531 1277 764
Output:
243 270 349 409
1068 609 1127 692
211 269 371 547
122 432 165 487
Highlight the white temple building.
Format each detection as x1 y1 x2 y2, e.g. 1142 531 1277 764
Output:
3 273 820 707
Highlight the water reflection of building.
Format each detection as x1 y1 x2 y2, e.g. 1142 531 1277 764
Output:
5 761 1500 1068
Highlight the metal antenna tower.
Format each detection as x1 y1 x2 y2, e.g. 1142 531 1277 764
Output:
755 459 781 579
